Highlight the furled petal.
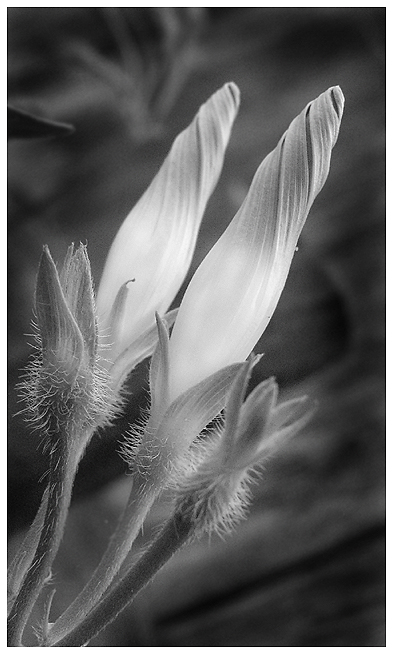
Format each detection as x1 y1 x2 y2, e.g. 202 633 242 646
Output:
96 82 240 358
168 87 344 401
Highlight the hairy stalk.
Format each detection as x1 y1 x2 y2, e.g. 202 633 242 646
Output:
53 508 194 646
7 437 78 646
7 487 49 615
47 475 158 645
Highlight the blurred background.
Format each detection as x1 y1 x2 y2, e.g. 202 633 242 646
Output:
8 7 385 646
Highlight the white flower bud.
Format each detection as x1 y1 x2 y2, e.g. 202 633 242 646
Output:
168 87 344 401
96 83 240 362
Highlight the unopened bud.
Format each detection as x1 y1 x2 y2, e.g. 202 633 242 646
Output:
35 246 86 386
172 362 316 537
23 245 110 446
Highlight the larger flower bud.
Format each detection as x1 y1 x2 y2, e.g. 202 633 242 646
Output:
168 87 344 401
96 82 240 362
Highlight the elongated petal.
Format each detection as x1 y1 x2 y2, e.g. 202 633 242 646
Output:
96 82 240 358
168 87 344 400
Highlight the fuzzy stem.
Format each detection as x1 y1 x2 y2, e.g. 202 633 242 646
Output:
7 437 78 646
46 475 158 646
52 509 194 647
7 487 49 615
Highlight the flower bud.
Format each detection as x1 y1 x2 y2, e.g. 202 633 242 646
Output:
172 361 316 537
96 82 240 362
35 246 88 386
23 245 110 445
168 87 344 401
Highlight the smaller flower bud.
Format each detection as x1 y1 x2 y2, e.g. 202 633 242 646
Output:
224 371 315 471
35 245 86 386
22 245 112 448
172 361 316 537
96 82 240 363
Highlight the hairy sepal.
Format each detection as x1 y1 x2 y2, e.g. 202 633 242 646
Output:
133 362 244 485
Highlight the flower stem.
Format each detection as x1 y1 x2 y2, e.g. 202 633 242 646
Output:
7 487 49 615
7 437 77 646
52 508 194 647
46 475 157 645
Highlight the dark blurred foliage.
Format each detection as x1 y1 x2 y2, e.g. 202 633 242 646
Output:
8 7 385 647
8 105 75 139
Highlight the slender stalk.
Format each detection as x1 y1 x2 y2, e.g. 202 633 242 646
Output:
7 437 78 646
46 475 158 645
53 509 194 647
7 487 49 615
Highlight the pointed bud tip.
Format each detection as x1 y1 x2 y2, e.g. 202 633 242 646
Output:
224 82 241 108
36 246 58 300
272 394 317 434
35 245 86 382
155 312 167 329
40 244 56 271
155 312 170 346
329 86 345 120
293 395 318 413
248 352 263 368
229 355 262 399
266 378 279 402
256 376 278 398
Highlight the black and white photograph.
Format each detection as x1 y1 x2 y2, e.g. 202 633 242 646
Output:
7 6 385 647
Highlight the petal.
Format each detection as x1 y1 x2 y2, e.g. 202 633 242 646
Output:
168 87 344 400
96 82 240 357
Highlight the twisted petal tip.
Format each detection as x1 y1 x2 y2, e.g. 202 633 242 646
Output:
224 81 240 107
329 86 345 119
